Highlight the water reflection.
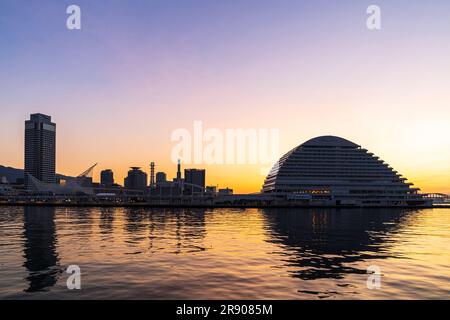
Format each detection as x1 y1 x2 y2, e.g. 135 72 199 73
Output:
2 206 444 299
145 208 207 254
99 208 115 235
263 208 416 281
124 208 149 245
23 206 61 292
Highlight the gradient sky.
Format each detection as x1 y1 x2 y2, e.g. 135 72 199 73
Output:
1 0 449 193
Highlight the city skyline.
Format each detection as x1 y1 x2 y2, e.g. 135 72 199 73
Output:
1 1 450 305
1 111 449 194
1 0 449 194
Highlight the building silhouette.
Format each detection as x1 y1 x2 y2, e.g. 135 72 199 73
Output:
176 160 182 181
101 169 114 187
150 162 155 187
124 167 147 190
218 188 233 196
156 172 167 184
24 113 56 187
205 186 217 195
184 169 206 193
262 135 429 206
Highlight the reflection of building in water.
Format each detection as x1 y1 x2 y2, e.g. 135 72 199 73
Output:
263 208 413 281
123 208 207 254
23 207 60 292
99 208 116 235
171 209 207 254
124 208 149 241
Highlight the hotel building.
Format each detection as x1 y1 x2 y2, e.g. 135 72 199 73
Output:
262 136 430 206
24 114 56 187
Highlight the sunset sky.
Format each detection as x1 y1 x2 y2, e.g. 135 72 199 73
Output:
0 0 449 193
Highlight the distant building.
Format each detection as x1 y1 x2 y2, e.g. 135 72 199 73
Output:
173 160 185 191
24 113 56 187
124 167 147 190
101 169 114 187
74 163 97 188
150 181 183 197
184 169 205 193
176 160 182 180
76 176 93 187
0 183 15 196
262 135 431 206
150 162 155 187
24 164 96 196
423 193 449 204
156 172 167 184
205 186 217 195
218 188 233 195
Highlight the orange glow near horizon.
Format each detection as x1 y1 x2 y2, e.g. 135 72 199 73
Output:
1 126 449 195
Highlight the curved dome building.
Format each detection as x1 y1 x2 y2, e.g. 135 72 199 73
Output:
262 136 429 206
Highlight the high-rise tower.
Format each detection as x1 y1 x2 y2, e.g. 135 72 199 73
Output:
24 113 56 187
176 159 182 180
150 162 155 187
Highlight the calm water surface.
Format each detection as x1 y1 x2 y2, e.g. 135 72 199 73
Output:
0 206 449 299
